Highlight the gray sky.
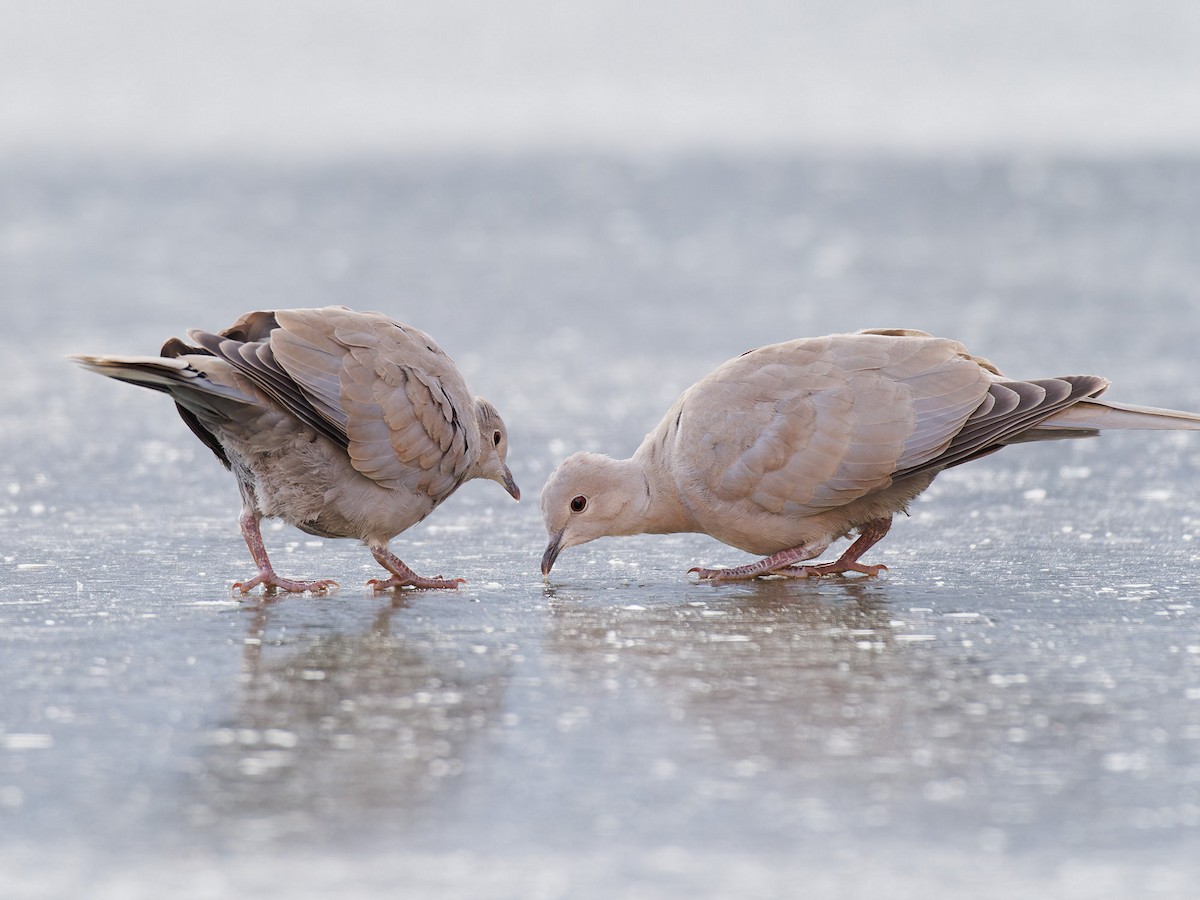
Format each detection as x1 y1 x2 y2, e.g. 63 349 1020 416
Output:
3 0 1200 159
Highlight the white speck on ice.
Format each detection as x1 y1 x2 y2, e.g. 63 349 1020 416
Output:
1 734 54 750
1102 752 1148 773
264 729 298 748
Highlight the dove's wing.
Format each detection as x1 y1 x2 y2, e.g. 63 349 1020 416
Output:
191 306 478 495
891 373 1109 479
672 332 1106 519
187 309 347 448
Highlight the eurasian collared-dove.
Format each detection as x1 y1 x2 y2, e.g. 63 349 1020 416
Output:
73 306 519 594
540 328 1200 581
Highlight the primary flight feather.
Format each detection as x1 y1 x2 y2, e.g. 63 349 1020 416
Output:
540 328 1200 581
73 306 520 594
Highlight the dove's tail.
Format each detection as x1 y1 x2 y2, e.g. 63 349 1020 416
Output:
70 353 254 469
70 353 250 418
1035 397 1200 433
72 353 197 392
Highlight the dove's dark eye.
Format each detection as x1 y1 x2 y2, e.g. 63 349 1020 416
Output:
492 430 502 447
570 495 587 513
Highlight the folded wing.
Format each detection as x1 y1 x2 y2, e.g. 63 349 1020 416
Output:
188 306 477 496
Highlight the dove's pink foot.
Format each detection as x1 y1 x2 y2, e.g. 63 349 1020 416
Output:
690 517 892 583
689 543 822 582
233 571 339 595
776 560 888 579
235 510 338 595
368 547 465 591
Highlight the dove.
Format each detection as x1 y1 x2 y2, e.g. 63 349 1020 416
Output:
540 328 1200 582
73 306 519 594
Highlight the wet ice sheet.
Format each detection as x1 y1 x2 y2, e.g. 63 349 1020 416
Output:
3 156 1200 898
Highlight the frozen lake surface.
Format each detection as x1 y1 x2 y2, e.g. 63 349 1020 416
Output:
3 155 1200 897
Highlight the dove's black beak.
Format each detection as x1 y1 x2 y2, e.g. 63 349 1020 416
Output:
541 529 564 577
501 466 520 501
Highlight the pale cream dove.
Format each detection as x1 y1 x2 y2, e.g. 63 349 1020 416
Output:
541 328 1200 582
73 306 519 594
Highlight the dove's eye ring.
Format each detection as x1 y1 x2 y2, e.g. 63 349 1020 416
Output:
570 495 588 513
493 430 502 446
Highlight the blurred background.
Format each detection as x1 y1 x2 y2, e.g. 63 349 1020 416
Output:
5 3 1200 899
3 0 1200 159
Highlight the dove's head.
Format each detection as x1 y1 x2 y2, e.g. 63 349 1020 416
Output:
473 399 520 501
540 452 648 576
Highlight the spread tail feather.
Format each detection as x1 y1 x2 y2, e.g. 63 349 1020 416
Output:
1036 397 1200 432
69 353 249 417
71 353 200 393
70 352 254 470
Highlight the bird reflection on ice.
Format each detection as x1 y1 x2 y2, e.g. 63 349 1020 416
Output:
534 578 1184 853
187 599 512 845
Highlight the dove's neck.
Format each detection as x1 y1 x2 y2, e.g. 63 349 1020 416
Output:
628 435 698 537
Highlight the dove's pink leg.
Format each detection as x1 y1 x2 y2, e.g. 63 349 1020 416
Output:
232 509 339 595
368 547 466 591
689 518 892 583
777 517 892 579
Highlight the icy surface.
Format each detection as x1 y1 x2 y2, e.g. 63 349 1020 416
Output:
3 156 1200 897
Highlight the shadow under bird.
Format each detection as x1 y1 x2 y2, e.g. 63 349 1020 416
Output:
540 328 1200 582
73 306 520 594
